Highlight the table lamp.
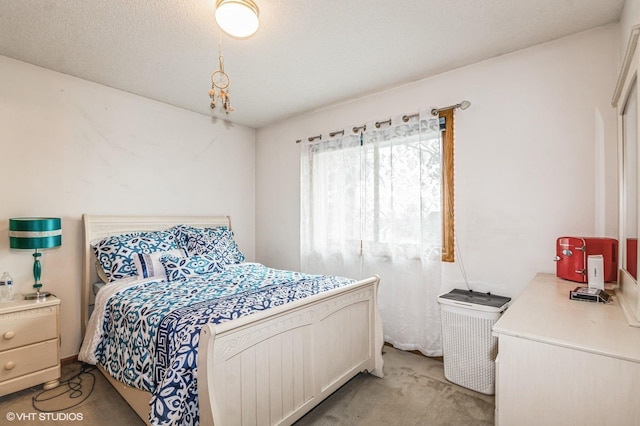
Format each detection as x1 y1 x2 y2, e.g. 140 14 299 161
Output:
9 217 62 300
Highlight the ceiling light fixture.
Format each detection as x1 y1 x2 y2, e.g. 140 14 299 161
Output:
215 0 259 39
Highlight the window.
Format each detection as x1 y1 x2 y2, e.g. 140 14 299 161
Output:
301 111 449 270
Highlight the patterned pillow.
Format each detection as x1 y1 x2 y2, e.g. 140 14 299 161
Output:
160 254 224 282
171 225 245 265
133 248 186 280
92 231 178 282
170 225 193 250
95 260 110 284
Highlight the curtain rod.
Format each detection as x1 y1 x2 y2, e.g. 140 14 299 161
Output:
430 100 471 116
295 100 471 143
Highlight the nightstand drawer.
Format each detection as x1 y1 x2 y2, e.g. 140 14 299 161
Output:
0 305 58 351
0 339 58 382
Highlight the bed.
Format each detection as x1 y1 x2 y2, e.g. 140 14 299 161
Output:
79 214 384 425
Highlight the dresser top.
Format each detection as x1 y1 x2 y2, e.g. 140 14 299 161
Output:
0 296 60 315
493 273 640 363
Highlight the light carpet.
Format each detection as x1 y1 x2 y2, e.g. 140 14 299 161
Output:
295 346 494 425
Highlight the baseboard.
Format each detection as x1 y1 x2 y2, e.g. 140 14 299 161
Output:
61 355 78 366
383 342 444 361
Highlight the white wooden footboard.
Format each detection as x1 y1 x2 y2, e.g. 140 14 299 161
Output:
198 276 383 426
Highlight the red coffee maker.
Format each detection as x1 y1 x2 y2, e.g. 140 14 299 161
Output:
554 237 618 283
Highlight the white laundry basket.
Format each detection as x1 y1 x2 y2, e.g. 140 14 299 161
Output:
438 289 510 395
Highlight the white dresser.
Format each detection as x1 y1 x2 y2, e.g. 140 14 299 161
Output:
0 297 60 396
492 273 640 426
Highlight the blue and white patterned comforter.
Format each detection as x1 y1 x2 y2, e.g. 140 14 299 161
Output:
79 263 355 425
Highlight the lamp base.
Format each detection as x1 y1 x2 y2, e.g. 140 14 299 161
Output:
24 291 52 300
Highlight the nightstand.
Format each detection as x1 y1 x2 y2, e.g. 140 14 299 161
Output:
0 296 60 396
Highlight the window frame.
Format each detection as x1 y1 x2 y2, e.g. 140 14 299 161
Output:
440 108 455 262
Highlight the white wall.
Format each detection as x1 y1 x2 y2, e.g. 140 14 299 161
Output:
0 56 256 358
256 24 619 300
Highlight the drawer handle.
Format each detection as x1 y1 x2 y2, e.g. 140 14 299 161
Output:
3 331 15 340
4 361 15 371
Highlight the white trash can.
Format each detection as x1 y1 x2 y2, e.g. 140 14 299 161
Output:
438 289 510 395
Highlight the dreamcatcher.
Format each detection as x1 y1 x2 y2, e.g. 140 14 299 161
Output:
209 34 233 114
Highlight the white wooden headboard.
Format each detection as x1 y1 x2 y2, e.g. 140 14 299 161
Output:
81 214 232 335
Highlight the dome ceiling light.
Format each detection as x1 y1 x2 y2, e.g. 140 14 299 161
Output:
215 0 259 39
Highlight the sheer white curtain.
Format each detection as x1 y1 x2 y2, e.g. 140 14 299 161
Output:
300 110 444 356
300 132 363 279
361 111 443 356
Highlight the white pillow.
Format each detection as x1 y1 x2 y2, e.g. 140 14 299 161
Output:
133 248 186 280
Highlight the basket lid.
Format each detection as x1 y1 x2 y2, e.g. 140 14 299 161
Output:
438 289 511 309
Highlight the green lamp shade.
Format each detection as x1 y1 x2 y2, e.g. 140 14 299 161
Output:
9 217 62 249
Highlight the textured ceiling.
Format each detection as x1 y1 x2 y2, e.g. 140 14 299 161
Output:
0 0 626 129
